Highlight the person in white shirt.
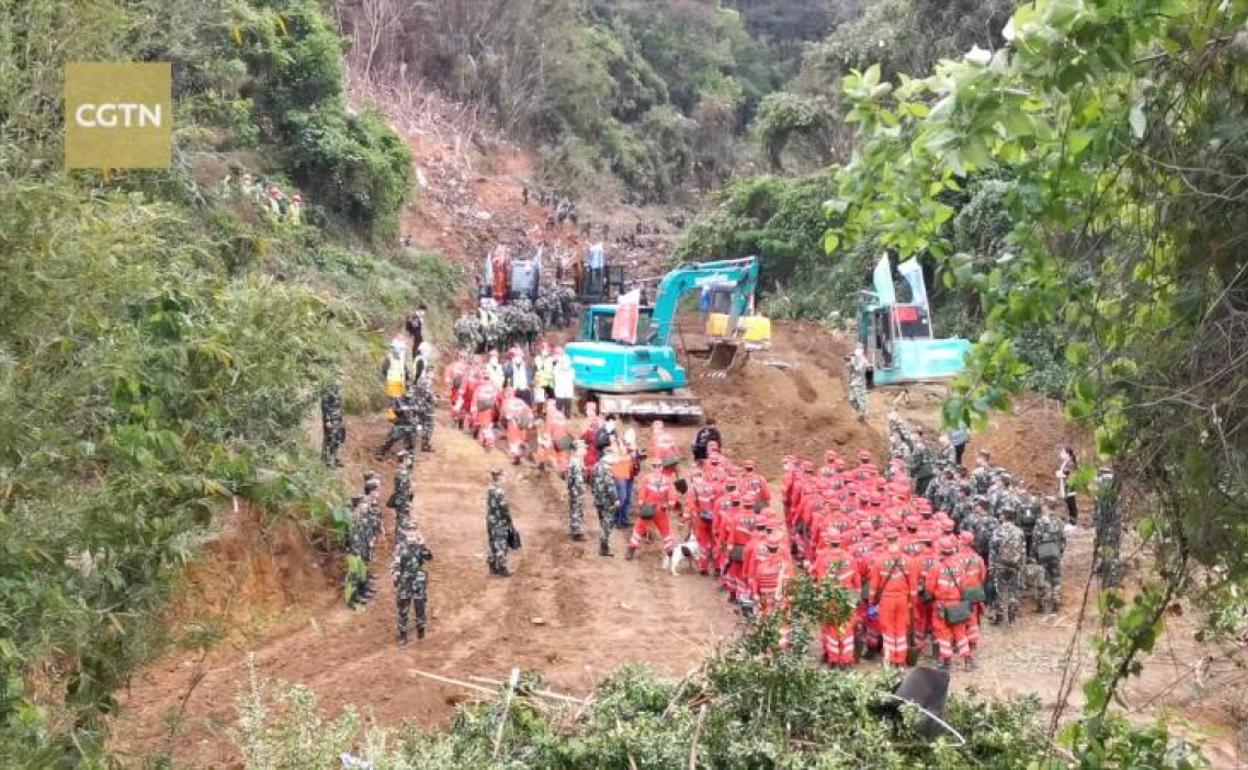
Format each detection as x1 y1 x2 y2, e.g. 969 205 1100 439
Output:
553 347 576 417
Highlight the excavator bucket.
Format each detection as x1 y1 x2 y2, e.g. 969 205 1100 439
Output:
707 340 749 372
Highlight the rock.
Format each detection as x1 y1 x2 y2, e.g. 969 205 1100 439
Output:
531 616 547 626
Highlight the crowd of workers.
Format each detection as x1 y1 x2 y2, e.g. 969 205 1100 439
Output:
433 337 1130 672
323 311 1123 667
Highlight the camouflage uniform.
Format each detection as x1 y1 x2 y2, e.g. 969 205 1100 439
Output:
970 464 996 496
1015 492 1042 564
909 440 935 497
345 496 373 607
566 456 587 538
1092 474 1122 588
377 394 418 459
1030 508 1066 612
847 355 868 420
388 459 414 535
392 536 433 643
414 377 436 452
886 430 911 480
364 476 384 549
486 480 514 575
988 519 1025 625
320 384 345 467
591 460 619 555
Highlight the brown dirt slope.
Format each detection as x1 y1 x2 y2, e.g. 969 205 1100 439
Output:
111 416 737 767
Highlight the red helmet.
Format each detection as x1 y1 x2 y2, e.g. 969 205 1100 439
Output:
958 530 974 545
938 536 958 554
766 530 785 546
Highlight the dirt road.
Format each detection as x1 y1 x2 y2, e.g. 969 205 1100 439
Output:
112 414 737 767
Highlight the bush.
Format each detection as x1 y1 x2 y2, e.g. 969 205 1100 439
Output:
229 582 1197 769
282 108 413 240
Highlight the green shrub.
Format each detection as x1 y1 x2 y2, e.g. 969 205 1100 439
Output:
282 108 412 240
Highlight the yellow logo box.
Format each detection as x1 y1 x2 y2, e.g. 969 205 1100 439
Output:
65 62 172 169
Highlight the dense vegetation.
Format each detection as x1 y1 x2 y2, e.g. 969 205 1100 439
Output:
350 0 783 202
822 0 1248 758
234 585 1194 769
0 0 455 763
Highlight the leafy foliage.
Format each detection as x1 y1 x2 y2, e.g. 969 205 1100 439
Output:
232 0 413 238
823 0 1248 756
390 0 779 201
0 0 443 762
233 590 1107 769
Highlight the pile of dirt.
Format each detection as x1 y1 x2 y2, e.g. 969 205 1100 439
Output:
671 320 882 478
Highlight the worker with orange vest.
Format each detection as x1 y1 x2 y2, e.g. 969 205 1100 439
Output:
812 530 862 667
926 536 976 670
628 459 678 560
956 530 988 651
683 471 717 575
746 529 794 621
867 529 914 667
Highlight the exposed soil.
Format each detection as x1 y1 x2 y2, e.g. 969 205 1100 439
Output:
108 88 1244 767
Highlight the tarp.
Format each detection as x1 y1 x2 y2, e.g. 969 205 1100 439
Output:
612 289 641 344
897 257 928 308
873 254 896 306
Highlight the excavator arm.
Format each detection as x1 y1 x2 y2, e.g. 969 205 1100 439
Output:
647 257 759 346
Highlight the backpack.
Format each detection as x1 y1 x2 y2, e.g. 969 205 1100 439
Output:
1016 497 1040 528
594 426 611 450
996 528 1024 568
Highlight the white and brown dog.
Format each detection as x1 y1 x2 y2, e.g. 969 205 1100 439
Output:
666 534 702 575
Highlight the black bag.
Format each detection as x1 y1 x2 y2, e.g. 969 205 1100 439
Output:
555 435 574 451
674 478 689 495
729 545 745 563
1036 541 1062 561
594 427 611 450
962 585 987 603
942 601 973 625
639 503 657 520
507 526 522 550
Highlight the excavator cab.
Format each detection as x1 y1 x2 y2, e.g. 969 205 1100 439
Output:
699 280 771 371
857 300 969 386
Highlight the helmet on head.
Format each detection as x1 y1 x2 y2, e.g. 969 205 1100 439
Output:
938 536 958 554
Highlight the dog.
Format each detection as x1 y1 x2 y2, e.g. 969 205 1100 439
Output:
666 534 702 575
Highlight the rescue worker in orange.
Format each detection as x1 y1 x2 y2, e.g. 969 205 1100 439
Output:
628 458 678 560
867 528 915 668
812 530 862 667
926 535 976 670
683 470 717 575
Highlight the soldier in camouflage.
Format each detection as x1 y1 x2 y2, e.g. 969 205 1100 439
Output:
1092 467 1122 588
591 448 620 556
414 374 436 452
376 389 418 460
1030 498 1066 613
486 468 515 576
320 383 345 467
345 494 373 608
970 450 997 495
364 472 384 547
847 346 869 422
387 452 414 536
908 428 936 497
566 441 588 541
392 525 433 645
988 508 1026 626
1015 488 1042 564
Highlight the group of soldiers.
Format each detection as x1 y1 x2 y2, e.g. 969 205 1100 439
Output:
340 455 434 645
886 415 1069 620
219 168 303 224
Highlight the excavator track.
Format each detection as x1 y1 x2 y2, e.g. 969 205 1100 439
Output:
594 390 703 420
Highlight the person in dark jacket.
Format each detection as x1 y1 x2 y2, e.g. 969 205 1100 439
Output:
691 417 721 465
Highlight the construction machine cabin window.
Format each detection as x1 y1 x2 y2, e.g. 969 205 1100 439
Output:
589 308 654 343
893 305 933 339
